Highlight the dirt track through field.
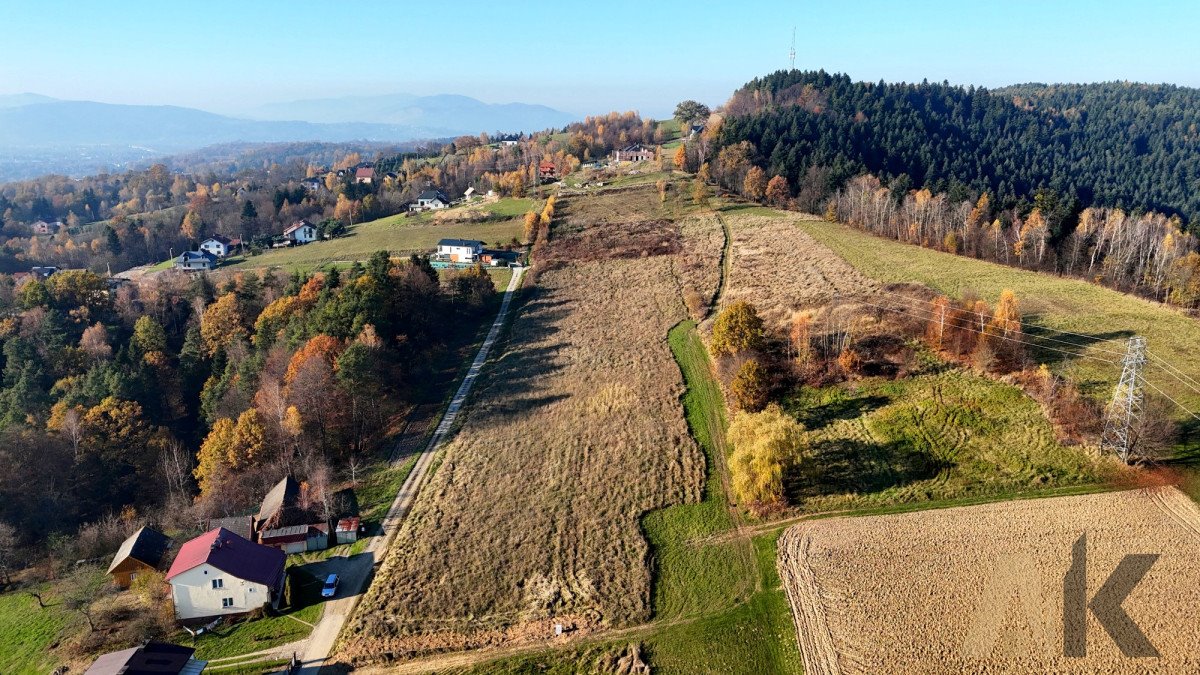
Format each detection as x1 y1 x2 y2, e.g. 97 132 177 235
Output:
777 530 840 675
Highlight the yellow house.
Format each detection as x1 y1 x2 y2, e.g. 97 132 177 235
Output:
107 526 171 589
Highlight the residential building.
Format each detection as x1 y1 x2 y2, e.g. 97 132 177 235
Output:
31 266 59 278
166 528 287 621
300 177 324 193
84 642 206 675
411 189 450 211
354 167 376 184
199 235 236 258
175 251 217 272
283 220 318 244
612 144 656 163
256 476 305 532
436 238 484 263
107 526 171 589
538 160 558 180
32 219 63 235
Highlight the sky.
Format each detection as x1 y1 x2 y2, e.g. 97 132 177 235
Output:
2 0 1199 119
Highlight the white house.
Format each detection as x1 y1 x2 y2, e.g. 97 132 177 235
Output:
436 238 483 263
283 220 318 244
199 235 235 258
411 189 450 211
166 527 286 621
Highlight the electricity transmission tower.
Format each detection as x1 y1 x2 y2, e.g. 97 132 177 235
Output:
1100 336 1148 463
789 27 796 69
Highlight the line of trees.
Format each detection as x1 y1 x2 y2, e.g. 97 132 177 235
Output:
832 175 1200 307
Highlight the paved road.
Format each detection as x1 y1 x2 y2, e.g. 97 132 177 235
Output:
294 267 527 674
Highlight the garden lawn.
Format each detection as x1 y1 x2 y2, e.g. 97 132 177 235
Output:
0 586 74 673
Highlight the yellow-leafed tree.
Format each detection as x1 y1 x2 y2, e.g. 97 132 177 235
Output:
727 404 806 510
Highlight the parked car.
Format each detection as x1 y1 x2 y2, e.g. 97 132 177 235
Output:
321 574 339 598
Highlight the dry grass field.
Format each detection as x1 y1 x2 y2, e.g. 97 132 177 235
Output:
779 488 1200 674
339 186 707 664
678 214 725 312
720 208 879 328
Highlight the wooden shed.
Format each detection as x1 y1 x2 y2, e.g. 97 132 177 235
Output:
107 526 171 589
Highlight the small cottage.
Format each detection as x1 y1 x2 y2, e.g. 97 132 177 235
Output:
354 167 376 184
32 219 63 235
107 526 171 589
259 523 330 554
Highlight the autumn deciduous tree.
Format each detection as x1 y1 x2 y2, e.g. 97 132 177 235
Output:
731 359 770 412
766 175 791 206
200 293 246 356
195 418 235 496
691 179 710 206
523 211 539 243
132 316 167 355
837 347 863 376
789 311 812 364
727 404 806 511
673 145 687 172
285 334 344 385
711 301 765 356
743 166 767 202
181 210 201 240
79 322 112 361
673 100 711 124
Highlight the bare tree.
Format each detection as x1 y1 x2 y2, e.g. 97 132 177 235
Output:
61 408 85 459
0 522 17 586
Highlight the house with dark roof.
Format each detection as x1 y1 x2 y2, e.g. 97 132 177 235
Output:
435 238 484 263
253 476 331 553
166 528 286 621
84 641 206 675
611 144 656 163
175 251 217 272
32 219 63 235
410 189 450 211
300 176 325 193
107 526 171 589
205 515 254 542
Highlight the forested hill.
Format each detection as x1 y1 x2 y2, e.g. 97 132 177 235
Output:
717 71 1200 227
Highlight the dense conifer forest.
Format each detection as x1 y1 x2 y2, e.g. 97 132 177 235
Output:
717 70 1200 227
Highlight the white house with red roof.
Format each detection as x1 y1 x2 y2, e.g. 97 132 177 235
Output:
166 527 287 621
283 220 318 244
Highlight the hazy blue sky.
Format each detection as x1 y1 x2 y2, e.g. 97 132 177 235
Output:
3 0 1198 118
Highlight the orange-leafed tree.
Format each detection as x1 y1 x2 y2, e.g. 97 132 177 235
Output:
766 175 790 207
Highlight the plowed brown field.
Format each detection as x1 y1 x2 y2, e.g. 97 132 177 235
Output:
778 488 1200 674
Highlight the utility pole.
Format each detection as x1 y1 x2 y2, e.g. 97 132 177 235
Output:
1101 336 1148 463
789 27 796 70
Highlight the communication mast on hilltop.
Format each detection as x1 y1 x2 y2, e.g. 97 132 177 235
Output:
789 27 796 69
1101 336 1148 463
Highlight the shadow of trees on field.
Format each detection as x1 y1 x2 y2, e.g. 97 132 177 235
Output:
1021 318 1134 367
785 438 950 503
790 393 891 431
452 284 575 430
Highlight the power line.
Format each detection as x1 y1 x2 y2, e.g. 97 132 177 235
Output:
1145 361 1200 399
1140 376 1200 421
846 296 1122 366
1146 349 1200 391
868 287 1128 356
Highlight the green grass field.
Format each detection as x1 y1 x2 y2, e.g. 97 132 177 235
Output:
0 585 74 673
784 369 1114 513
221 198 531 273
796 218 1200 418
183 568 325 661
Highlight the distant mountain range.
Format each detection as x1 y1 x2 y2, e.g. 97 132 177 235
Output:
248 93 576 133
0 92 577 181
